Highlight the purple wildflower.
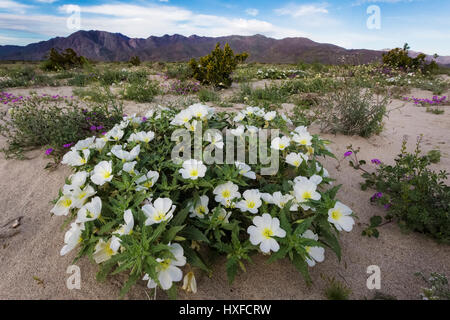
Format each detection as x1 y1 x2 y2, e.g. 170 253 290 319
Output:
344 151 352 157
371 159 381 165
45 148 54 156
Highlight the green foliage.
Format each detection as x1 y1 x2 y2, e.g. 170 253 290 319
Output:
129 56 141 67
323 276 351 300
0 93 122 162
318 80 389 137
361 215 382 238
41 48 87 71
121 80 159 102
356 137 450 242
189 43 248 88
166 63 193 81
197 88 219 102
415 272 450 300
382 43 438 73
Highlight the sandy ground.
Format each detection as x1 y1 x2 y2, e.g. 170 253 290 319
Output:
0 85 449 300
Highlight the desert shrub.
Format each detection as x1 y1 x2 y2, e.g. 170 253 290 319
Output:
165 80 201 95
68 73 98 87
282 77 336 94
197 88 219 102
73 86 117 104
318 81 389 137
99 70 129 86
121 81 159 102
256 68 307 80
0 93 122 162
129 56 141 67
382 44 438 74
166 63 193 81
52 104 355 298
415 272 450 300
348 137 450 243
232 83 290 108
323 276 351 300
41 48 87 71
189 43 248 88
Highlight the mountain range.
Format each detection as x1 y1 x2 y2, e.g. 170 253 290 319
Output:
0 30 448 66
0 30 383 64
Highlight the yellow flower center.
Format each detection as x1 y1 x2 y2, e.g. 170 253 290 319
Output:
160 259 171 270
197 206 206 214
293 160 300 167
262 228 274 239
302 191 312 200
103 171 111 179
279 144 285 149
143 181 153 188
78 192 87 200
105 245 115 257
247 201 256 209
62 198 72 207
81 158 86 164
300 139 308 145
155 212 165 221
331 209 342 220
222 190 230 198
306 246 311 253
190 169 198 177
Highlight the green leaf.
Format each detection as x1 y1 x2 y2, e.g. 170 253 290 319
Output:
171 207 190 226
167 284 178 300
119 272 140 299
370 215 382 227
183 246 212 274
162 225 185 243
226 258 239 284
291 252 311 285
180 225 210 244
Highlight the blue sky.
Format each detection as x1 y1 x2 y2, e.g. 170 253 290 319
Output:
1 0 449 55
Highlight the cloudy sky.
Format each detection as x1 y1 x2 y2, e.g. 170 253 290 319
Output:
0 0 449 55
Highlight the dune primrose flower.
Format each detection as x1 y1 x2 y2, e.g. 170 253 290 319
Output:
247 213 286 253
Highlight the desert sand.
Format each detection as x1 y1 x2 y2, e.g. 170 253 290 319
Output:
0 85 449 300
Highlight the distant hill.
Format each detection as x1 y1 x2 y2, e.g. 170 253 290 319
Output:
0 30 384 64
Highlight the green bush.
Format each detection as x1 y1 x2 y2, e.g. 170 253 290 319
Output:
318 81 389 137
0 94 122 162
382 43 438 73
41 48 87 71
129 56 141 67
197 88 219 102
189 43 248 88
122 81 159 102
352 137 450 242
166 63 193 81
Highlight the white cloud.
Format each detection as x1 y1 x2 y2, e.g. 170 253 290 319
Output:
35 0 58 3
275 3 329 17
0 0 33 13
246 8 259 16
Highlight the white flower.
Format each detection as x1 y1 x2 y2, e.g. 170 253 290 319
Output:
235 161 256 179
188 103 211 120
271 191 295 210
61 149 90 167
328 202 354 232
233 112 245 122
213 207 232 223
135 171 159 191
185 119 198 132
60 223 85 256
247 213 286 253
143 243 186 290
264 111 276 121
246 125 259 136
292 130 313 146
260 192 274 204
182 272 197 294
63 171 88 194
111 144 140 162
51 195 74 216
281 114 293 125
128 131 155 143
93 238 117 264
293 176 322 210
213 182 240 207
110 209 134 252
236 189 262 214
91 161 113 186
230 125 245 137
285 153 306 168
271 136 291 150
179 159 207 180
142 198 176 225
73 136 95 150
205 131 224 149
170 109 193 126
301 230 325 267
189 195 209 218
76 196 102 223
93 138 107 151
122 161 137 175
316 163 330 178
106 126 124 141
71 184 96 209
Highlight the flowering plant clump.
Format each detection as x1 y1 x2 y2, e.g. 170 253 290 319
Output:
53 103 355 298
256 68 307 80
160 79 201 95
403 95 447 106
